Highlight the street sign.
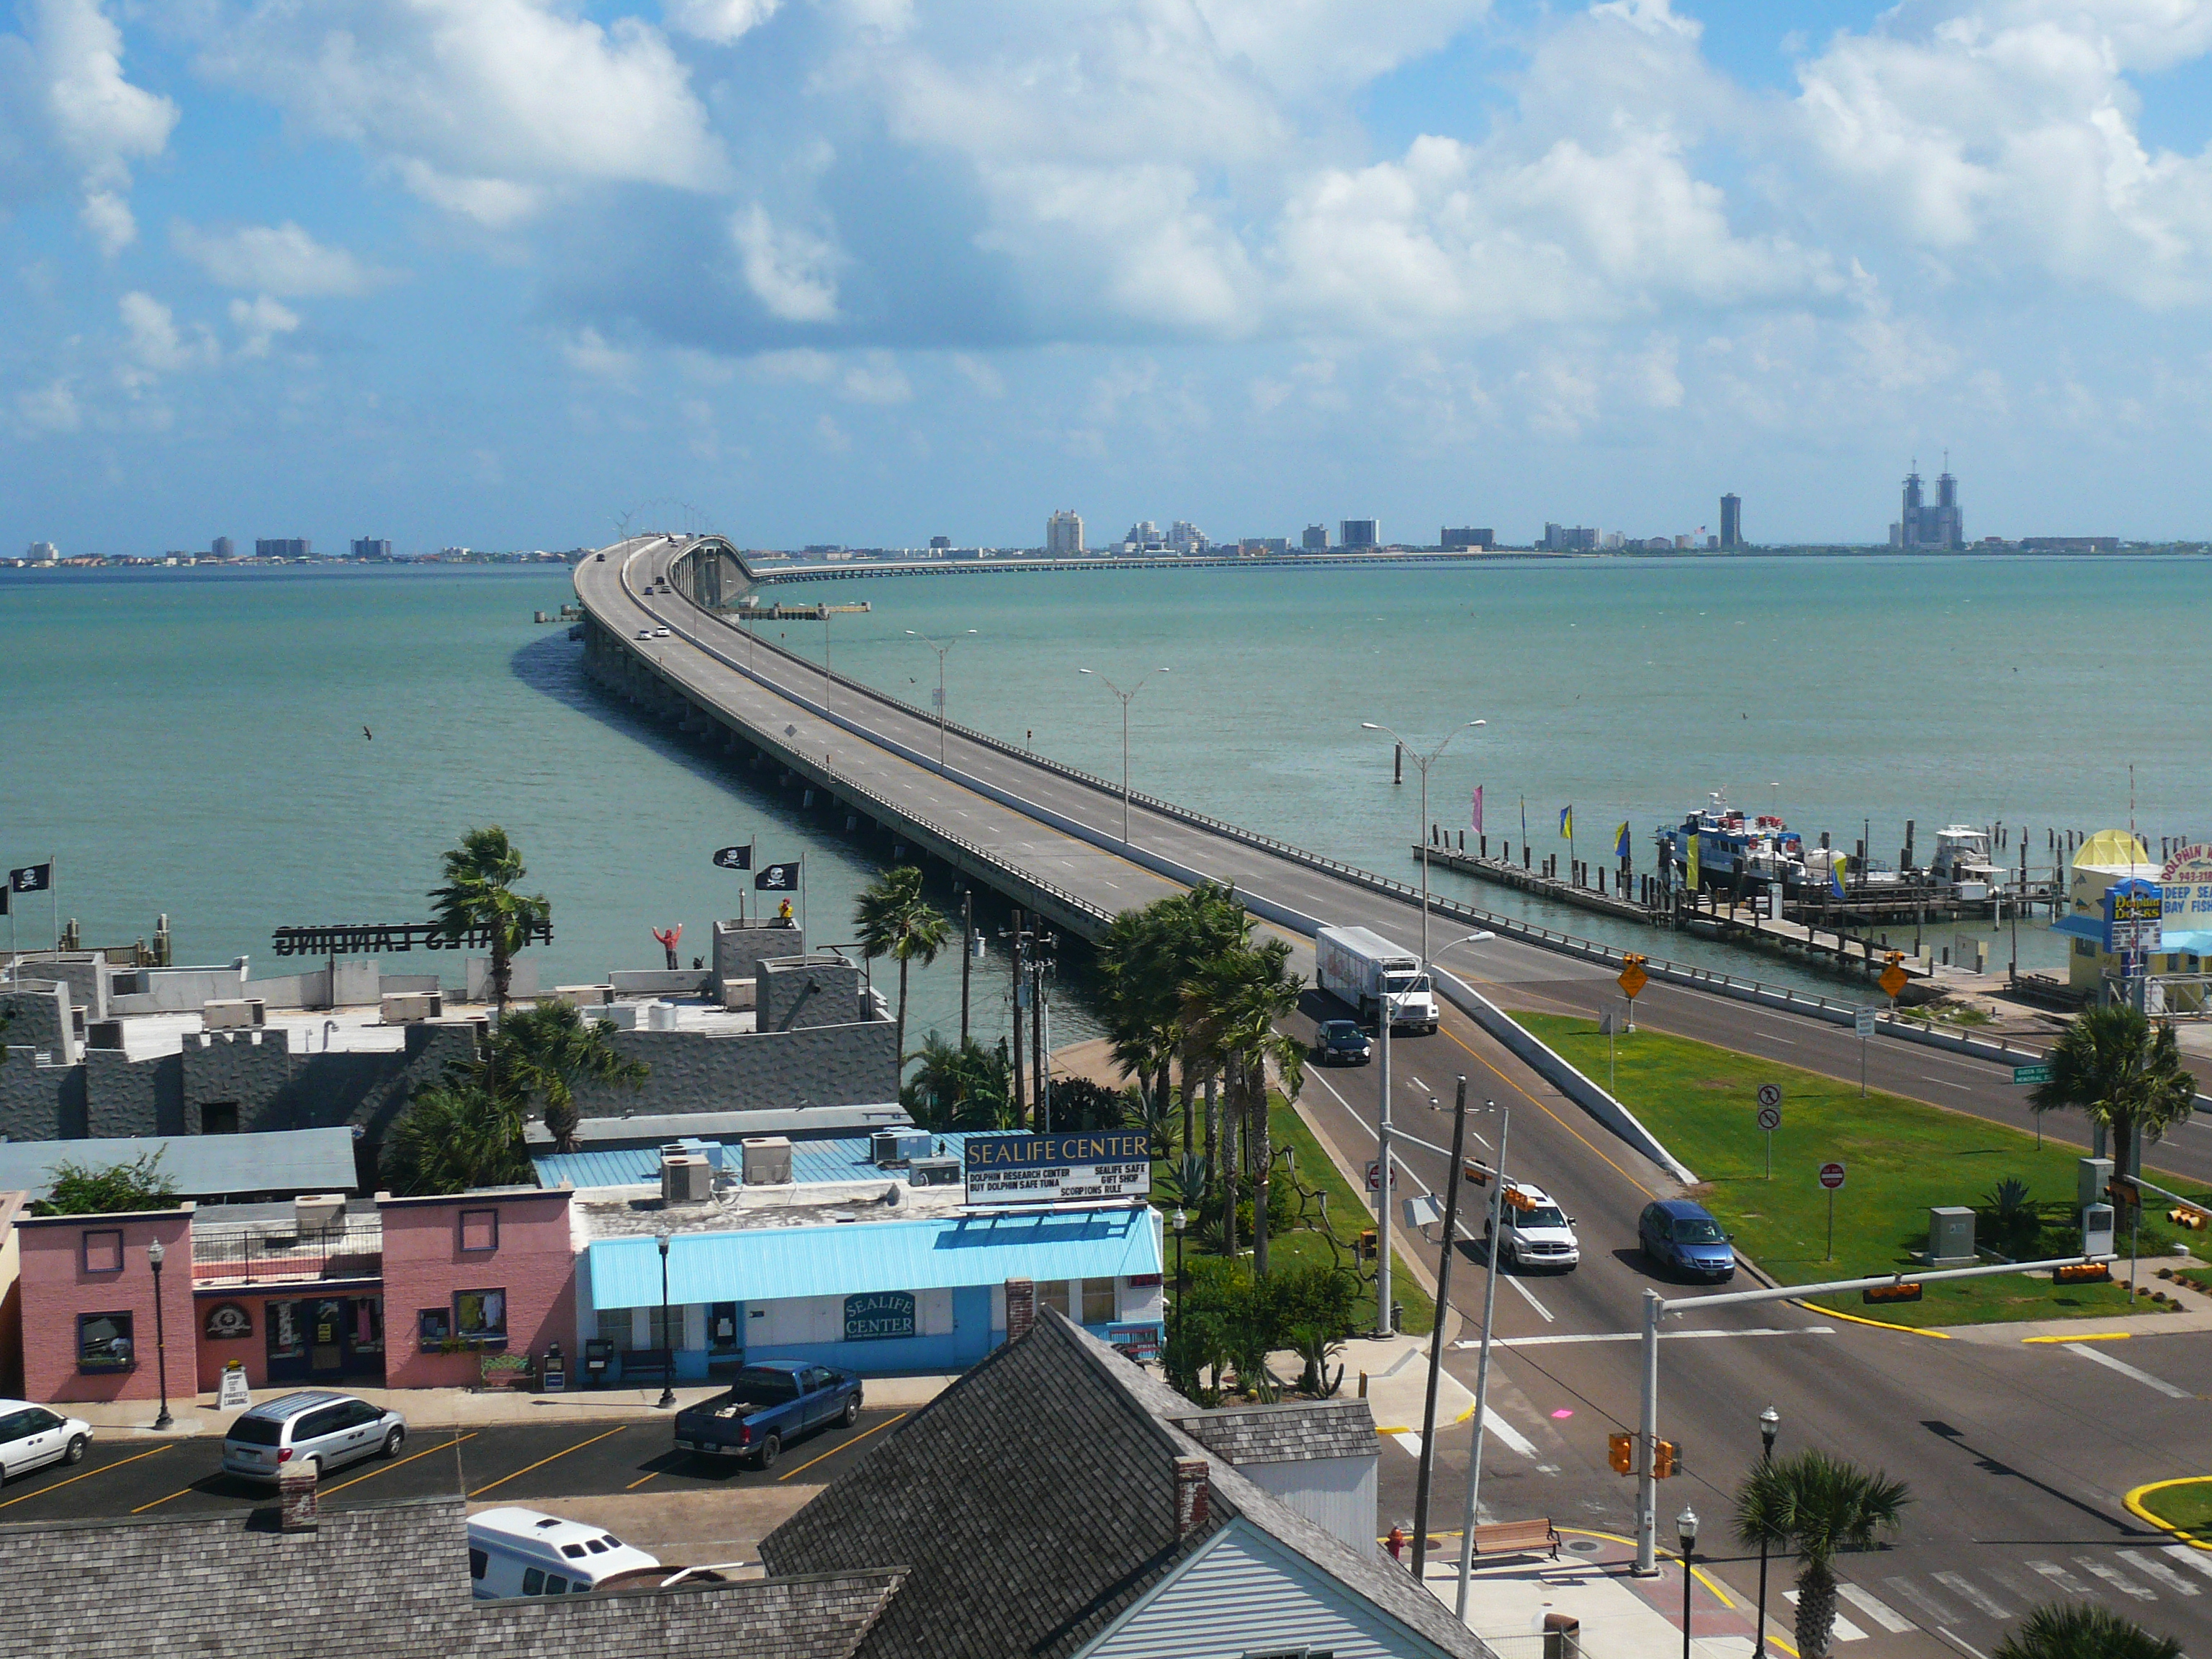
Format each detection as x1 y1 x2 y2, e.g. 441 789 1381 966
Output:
1855 1007 1879 1039
1878 961 1909 999
1618 961 1648 999
1756 1083 1782 1109
1818 1161 1847 1190
1757 1105 1781 1133
2012 1063 2054 1085
1366 1161 1399 1193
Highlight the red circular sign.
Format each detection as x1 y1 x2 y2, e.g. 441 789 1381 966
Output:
1818 1161 1847 1190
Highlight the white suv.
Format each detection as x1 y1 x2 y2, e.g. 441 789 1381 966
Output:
221 1391 405 1485
1485 1180 1580 1271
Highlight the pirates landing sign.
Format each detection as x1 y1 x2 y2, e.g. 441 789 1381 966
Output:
963 1131 1153 1206
270 921 554 958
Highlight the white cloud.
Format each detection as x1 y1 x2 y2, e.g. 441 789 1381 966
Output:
562 327 641 384
15 377 81 433
228 294 301 358
0 0 177 252
79 189 135 255
118 291 219 385
196 0 726 223
814 411 851 451
174 221 400 297
732 206 842 322
840 352 911 403
665 0 781 45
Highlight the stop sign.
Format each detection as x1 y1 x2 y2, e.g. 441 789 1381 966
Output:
1818 1161 1846 1190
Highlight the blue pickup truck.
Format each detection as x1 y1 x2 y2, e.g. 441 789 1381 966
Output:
672 1360 863 1470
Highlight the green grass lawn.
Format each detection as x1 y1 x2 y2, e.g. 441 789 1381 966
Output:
1517 1013 2202 1328
1153 1096 1434 1337
2139 1480 2212 1536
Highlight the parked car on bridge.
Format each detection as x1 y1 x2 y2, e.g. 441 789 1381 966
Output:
1638 1199 1735 1281
673 1361 862 1470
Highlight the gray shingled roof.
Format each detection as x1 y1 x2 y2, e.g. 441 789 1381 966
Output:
0 1498 902 1659
761 1310 1495 1659
1171 1398 1380 1465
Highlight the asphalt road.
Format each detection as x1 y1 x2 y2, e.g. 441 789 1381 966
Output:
0 1409 909 1529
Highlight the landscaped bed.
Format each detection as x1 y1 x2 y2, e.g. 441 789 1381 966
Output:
1515 1012 2205 1328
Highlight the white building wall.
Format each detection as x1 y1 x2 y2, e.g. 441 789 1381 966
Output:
1236 1456 1378 1552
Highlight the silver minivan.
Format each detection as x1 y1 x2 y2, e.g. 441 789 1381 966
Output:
221 1391 405 1485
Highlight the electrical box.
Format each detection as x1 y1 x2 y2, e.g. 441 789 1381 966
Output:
1927 1206 1977 1265
2082 1202 2116 1259
2079 1157 2114 1212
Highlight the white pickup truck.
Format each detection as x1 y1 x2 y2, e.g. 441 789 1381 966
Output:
1315 925 1439 1034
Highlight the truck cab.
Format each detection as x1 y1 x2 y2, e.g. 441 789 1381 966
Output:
1315 925 1441 1034
1483 1179 1580 1271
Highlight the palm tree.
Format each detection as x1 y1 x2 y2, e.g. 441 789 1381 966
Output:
382 1068 531 1195
1097 882 1254 1158
902 1033 1018 1130
495 1000 649 1153
1734 1448 1911 1658
2030 1004 2195 1180
1183 937 1305 1270
854 866 951 1074
1992 1601 2184 1659
430 827 552 1012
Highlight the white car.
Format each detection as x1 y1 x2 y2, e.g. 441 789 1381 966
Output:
653 626 671 637
1483 1180 1581 1271
634 629 652 639
0 1401 91 1485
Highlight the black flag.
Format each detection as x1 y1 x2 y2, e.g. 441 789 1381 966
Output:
0 883 8 916
9 863 51 894
753 861 801 892
711 845 753 871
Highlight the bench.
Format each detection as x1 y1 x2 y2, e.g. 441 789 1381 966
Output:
1468 1518 1563 1561
620 1348 675 1385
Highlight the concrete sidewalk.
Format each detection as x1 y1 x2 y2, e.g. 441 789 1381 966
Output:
63 1372 961 1439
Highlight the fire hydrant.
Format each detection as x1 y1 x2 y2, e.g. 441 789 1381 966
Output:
1386 1525 1406 1563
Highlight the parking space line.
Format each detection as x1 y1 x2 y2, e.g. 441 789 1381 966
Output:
778 1413 907 1482
130 1482 199 1514
467 1426 628 1497
0 1443 173 1511
320 1434 476 1496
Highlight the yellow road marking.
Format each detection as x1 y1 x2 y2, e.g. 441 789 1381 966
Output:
778 1411 907 1481
1800 1303 1952 1339
467 1426 627 1497
0 1442 173 1511
320 1434 475 1496
2023 1330 2129 1343
2126 1476 2212 1552
130 1483 197 1514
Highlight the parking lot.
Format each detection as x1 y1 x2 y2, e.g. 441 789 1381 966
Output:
0 1408 910 1527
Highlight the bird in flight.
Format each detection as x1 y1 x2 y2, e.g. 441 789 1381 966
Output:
363 726 373 740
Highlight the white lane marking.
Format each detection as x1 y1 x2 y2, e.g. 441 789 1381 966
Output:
2076 1557 2157 1601
1884 1578 1961 1623
1755 1029 1800 1046
1388 1431 1423 1458
1921 1077 1974 1091
1464 1404 1538 1460
2119 1550 2203 1596
1937 1632 1992 1659
2026 1560 2095 1596
1408 1076 1431 1095
1839 1581 1916 1632
2164 1546 2212 1583
1930 1573 2010 1619
2064 1342 2193 1399
1784 1591 1866 1640
1481 1326 1835 1349
1502 1270 1555 1323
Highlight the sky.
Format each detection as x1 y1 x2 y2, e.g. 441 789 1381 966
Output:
6 0 2212 554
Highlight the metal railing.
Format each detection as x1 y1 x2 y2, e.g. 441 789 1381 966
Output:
192 1219 384 1286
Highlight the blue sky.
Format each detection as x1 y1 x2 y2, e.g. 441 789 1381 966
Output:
6 0 2212 553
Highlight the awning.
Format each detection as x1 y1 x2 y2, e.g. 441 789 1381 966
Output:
585 1206 1161 1311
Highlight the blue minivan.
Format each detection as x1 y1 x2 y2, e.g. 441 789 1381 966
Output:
1638 1199 1735 1281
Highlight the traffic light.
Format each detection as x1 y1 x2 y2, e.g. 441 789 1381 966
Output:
1652 1440 1679 1479
2170 1206 2208 1232
1863 1282 1924 1305
1607 1433 1633 1475
2054 1262 2111 1284
1357 1229 1378 1262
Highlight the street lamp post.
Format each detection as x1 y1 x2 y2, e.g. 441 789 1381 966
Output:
1077 668 1169 843
1172 1208 1187 1384
907 629 978 768
1755 1405 1780 1658
656 1231 678 1410
146 1240 173 1430
1362 720 1485 971
1454 1101 1510 1620
1678 1505 1700 1659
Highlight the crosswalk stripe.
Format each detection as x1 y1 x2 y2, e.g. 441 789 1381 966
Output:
2120 1550 2203 1596
1782 1591 1866 1641
1838 1582 1915 1632
2062 1341 2193 1399
1931 1572 2010 1619
1884 1577 1963 1624
2164 1546 2212 1583
1392 1431 1424 1458
2028 1560 2095 1596
2076 1557 2157 1601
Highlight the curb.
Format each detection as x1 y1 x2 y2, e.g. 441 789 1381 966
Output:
2125 1478 2212 1552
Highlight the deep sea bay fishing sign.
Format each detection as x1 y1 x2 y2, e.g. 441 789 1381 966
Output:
963 1131 1153 1205
270 921 554 956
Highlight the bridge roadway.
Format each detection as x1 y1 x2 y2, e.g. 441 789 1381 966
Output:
577 536 2212 1655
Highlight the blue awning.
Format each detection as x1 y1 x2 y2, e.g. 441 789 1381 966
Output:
585 1206 1161 1311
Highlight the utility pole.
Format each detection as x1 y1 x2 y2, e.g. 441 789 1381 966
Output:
959 890 974 1047
1007 908 1026 1121
1030 931 1054 1133
1411 1079 1470 1581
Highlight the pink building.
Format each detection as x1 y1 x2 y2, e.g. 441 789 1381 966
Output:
379 1190 575 1390
17 1205 197 1405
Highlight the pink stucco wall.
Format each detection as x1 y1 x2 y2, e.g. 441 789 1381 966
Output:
379 1191 575 1390
17 1207 197 1406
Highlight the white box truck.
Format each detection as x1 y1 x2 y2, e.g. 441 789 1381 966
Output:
1315 925 1439 1033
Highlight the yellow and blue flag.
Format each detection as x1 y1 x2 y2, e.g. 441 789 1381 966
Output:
1614 822 1631 862
1559 806 1573 840
1686 832 1701 888
1830 854 1848 898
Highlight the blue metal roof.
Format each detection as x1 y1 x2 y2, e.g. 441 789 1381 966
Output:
585 1205 1161 1310
535 1132 973 1191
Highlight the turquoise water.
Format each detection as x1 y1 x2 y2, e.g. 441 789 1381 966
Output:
4 554 2206 1033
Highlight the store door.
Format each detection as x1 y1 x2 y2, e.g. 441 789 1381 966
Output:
266 1298 387 1384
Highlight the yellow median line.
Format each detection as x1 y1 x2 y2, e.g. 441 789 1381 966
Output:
778 1411 907 1481
0 1442 173 1511
321 1434 476 1496
467 1426 627 1498
2023 1330 2130 1344
2126 1478 2212 1552
1799 1302 1951 1339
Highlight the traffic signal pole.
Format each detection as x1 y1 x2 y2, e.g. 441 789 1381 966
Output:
1631 1251 2110 1576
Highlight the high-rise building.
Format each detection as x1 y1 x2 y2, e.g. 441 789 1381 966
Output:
1045 510 1084 557
1339 518 1378 550
351 537 392 559
1302 524 1328 552
1167 520 1207 552
1889 460 1963 549
212 536 234 559
1540 523 1599 552
1719 494 1741 550
256 538 312 559
929 535 952 550
1441 526 1493 550
26 541 58 562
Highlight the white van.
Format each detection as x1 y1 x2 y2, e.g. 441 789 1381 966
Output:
467 1507 663 1600
1483 1179 1581 1271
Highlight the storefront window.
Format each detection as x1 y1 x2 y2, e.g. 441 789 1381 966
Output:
1035 1280 1071 1318
709 1302 740 1352
354 1299 385 1354
647 1305 678 1352
595 1308 633 1351
418 1307 452 1345
266 1300 306 1362
1081 1280 1118 1325
78 1311 135 1372
456 1289 507 1343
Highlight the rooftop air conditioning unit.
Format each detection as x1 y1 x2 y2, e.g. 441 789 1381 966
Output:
202 999 266 1030
908 1156 963 1187
741 1136 793 1186
871 1128 935 1167
379 991 443 1024
661 1154 714 1205
294 1194 346 1233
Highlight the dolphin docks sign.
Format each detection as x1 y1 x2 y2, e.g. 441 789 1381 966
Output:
270 921 555 958
963 1131 1153 1206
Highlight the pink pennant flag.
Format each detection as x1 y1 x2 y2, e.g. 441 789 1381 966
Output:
1470 785 1484 833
